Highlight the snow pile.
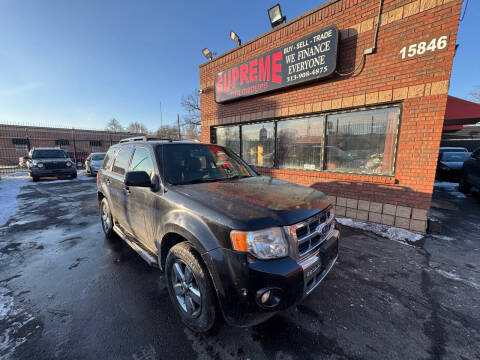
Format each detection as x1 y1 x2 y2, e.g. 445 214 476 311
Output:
336 217 424 244
0 175 29 227
0 285 35 359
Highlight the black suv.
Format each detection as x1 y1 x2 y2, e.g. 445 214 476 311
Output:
459 147 480 194
97 137 339 331
26 147 77 181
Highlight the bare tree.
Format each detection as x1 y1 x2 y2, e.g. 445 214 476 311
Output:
181 119 200 141
469 87 480 103
181 89 201 126
126 122 148 134
156 125 181 140
105 118 124 132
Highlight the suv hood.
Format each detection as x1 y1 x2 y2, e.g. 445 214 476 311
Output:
173 176 331 229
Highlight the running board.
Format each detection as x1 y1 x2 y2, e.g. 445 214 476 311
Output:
113 225 158 267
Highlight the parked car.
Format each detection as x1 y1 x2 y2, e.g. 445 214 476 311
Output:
459 147 480 194
26 148 77 182
85 152 106 176
438 146 468 159
436 151 471 182
18 156 28 168
97 137 339 332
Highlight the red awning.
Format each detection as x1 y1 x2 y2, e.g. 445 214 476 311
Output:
442 124 463 132
445 95 480 122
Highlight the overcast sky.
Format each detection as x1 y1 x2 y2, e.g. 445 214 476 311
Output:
0 0 477 131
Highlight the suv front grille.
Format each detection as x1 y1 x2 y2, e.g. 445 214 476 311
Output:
288 208 334 259
44 162 66 170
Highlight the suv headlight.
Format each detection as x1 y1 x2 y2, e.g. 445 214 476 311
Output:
37 163 44 168
66 161 72 167
230 227 288 259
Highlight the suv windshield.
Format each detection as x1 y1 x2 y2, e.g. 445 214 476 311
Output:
33 150 67 159
161 144 255 185
441 152 471 162
92 153 106 161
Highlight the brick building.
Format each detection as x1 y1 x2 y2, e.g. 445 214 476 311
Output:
0 123 140 171
199 0 463 233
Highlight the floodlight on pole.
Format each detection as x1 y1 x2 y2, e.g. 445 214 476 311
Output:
268 4 286 28
202 48 213 60
230 30 241 46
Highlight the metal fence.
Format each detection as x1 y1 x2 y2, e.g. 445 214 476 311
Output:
0 123 142 175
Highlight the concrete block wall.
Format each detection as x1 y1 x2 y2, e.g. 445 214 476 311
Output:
329 195 429 232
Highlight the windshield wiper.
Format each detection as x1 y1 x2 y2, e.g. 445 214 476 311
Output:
184 178 220 184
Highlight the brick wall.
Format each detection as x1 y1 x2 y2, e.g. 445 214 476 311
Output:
199 0 462 233
0 124 140 168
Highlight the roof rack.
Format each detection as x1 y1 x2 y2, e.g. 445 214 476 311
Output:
119 136 173 143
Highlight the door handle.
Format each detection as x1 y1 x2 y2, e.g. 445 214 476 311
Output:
123 186 131 195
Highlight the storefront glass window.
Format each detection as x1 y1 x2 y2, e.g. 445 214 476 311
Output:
214 126 240 155
277 116 324 170
325 107 399 175
241 122 274 167
211 106 400 175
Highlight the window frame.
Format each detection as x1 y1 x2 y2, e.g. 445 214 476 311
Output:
240 120 276 168
111 145 134 177
210 103 402 177
129 145 158 177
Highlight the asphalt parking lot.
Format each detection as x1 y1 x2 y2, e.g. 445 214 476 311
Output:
0 175 479 360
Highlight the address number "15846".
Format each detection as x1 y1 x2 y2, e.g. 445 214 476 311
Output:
400 35 448 59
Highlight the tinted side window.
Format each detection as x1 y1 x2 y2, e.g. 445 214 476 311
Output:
472 149 480 159
112 147 132 176
103 148 116 170
130 147 154 176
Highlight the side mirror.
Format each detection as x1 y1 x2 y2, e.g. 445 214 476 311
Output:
150 174 164 193
24 156 31 160
124 171 152 187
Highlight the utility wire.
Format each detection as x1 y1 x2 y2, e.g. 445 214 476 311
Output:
335 0 383 77
335 54 366 77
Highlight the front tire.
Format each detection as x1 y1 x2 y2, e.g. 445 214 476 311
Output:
32 176 39 182
100 198 114 239
165 242 217 332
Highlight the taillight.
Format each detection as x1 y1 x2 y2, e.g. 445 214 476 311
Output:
96 172 100 187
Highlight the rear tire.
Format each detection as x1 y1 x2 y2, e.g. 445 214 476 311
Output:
71 173 77 179
165 242 217 332
100 198 115 239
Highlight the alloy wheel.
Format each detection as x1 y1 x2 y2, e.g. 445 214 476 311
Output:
101 201 111 231
171 260 202 318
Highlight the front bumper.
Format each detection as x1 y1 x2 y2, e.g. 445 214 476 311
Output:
203 228 339 327
30 167 77 178
87 165 100 174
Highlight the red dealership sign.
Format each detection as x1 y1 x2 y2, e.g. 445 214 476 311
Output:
215 25 339 103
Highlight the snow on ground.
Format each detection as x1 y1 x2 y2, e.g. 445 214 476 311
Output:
0 285 36 359
0 174 30 227
0 170 90 227
336 217 423 245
